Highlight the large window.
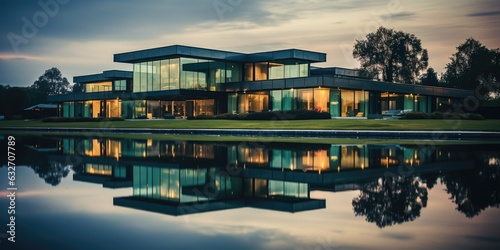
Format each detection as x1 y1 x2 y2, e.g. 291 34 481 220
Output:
133 64 140 93
107 100 121 118
268 180 308 198
181 58 198 89
147 101 161 119
404 94 414 111
169 58 180 89
152 61 161 91
228 94 238 114
194 100 215 116
314 88 329 112
226 62 242 83
269 62 285 80
282 89 296 110
140 62 148 92
285 63 300 78
246 61 308 81
298 89 314 110
342 90 367 117
114 80 127 91
416 96 429 112
330 90 341 117
85 82 112 93
254 62 268 81
239 92 269 113
245 63 254 81
270 90 282 111
381 93 400 111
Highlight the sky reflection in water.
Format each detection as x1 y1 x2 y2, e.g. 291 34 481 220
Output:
0 135 499 250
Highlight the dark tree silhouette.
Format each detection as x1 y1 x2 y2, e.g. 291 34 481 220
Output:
419 67 441 86
441 153 500 218
353 27 428 84
352 176 428 228
32 67 71 103
0 85 32 117
72 82 84 93
443 38 500 91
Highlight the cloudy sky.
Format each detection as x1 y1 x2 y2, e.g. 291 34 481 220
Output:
1 0 499 87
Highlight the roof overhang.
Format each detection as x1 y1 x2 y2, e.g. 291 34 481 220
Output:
74 70 133 84
113 45 327 64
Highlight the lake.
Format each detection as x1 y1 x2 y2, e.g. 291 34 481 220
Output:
1 135 499 250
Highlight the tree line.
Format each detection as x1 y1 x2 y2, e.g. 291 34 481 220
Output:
354 27 499 95
0 67 76 118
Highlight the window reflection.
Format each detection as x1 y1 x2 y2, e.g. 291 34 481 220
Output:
59 138 471 173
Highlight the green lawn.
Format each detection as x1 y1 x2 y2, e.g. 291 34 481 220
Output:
0 119 499 131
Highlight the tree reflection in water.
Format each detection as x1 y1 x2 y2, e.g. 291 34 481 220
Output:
30 156 70 186
441 152 500 218
352 176 428 228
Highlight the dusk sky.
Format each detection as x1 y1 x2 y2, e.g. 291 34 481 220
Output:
1 0 499 87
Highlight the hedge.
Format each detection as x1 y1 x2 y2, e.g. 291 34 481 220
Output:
402 112 484 120
42 117 125 123
187 110 331 120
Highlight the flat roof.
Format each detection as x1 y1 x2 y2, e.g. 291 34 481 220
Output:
73 70 133 83
24 104 57 110
113 45 326 64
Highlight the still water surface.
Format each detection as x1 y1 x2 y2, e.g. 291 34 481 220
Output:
1 135 499 250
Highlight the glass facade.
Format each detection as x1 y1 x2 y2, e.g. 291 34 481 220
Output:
133 57 244 93
379 93 434 113
244 61 309 81
61 88 449 118
239 88 368 116
132 166 242 202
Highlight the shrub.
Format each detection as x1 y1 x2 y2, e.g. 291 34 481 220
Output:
42 117 125 122
430 112 444 119
442 112 462 119
186 115 215 120
427 112 484 120
243 110 330 120
187 110 331 120
467 113 485 120
401 112 429 119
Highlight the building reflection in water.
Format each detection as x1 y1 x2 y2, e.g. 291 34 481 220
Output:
19 136 500 227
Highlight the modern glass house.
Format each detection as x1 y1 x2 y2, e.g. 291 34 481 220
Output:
48 45 474 118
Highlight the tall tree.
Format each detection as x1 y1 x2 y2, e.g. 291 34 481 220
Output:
443 38 500 91
419 67 441 86
353 27 429 84
72 82 84 93
32 67 71 103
